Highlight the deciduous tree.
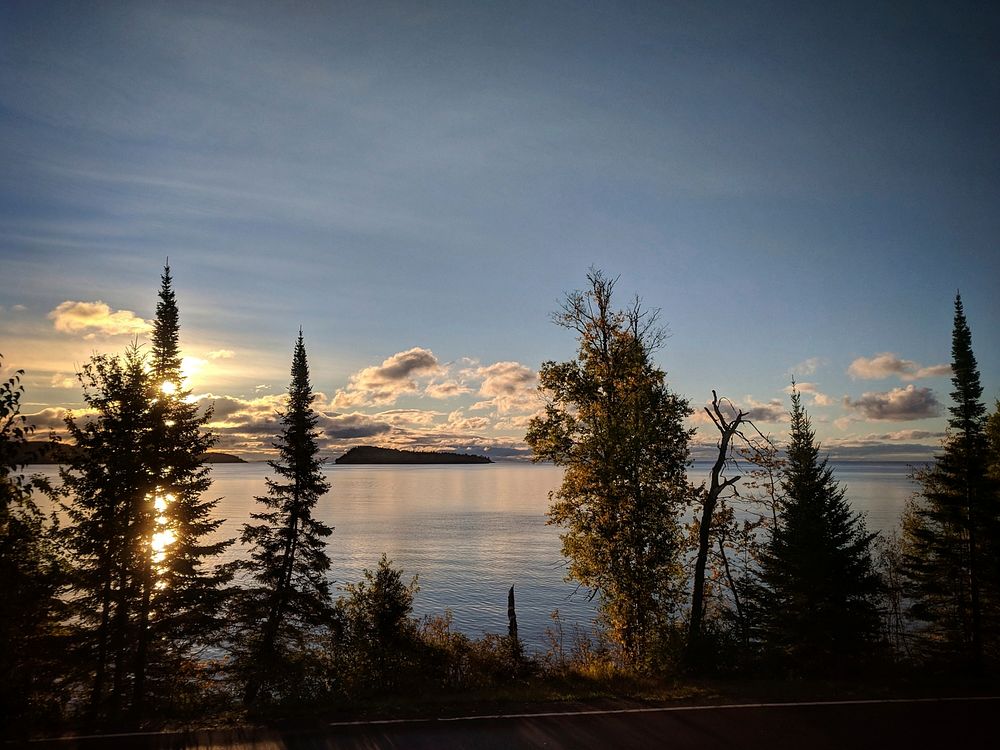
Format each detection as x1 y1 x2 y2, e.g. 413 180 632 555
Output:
526 270 692 668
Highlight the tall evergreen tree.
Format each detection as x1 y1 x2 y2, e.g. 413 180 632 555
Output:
526 271 692 668
756 387 881 672
62 266 231 721
134 263 231 715
227 331 334 705
903 294 1000 668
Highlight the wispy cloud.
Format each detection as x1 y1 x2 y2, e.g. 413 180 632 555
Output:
787 357 824 377
784 381 834 407
848 352 950 381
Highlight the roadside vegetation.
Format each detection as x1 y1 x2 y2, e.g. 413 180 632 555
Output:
1 267 998 737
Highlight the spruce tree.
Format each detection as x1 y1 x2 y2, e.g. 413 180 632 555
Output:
228 331 334 705
903 294 1000 668
135 263 231 715
756 387 880 672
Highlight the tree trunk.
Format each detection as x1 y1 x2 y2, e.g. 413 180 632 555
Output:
687 392 743 670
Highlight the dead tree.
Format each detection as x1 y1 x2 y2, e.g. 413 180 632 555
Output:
687 391 748 668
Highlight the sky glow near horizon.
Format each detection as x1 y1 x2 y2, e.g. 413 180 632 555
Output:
1 1 997 461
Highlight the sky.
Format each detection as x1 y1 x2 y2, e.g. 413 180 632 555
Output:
1 0 997 461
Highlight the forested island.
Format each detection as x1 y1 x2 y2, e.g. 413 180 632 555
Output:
335 445 492 464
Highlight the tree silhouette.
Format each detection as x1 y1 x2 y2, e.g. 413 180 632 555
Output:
903 294 1000 668
134 263 231 715
62 346 157 720
227 331 334 705
0 356 64 725
62 266 230 720
756 387 881 672
526 270 692 668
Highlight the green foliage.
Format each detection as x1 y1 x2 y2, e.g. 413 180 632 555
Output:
226 331 334 706
755 388 881 673
336 553 419 692
0 356 65 726
902 295 1000 669
526 270 693 669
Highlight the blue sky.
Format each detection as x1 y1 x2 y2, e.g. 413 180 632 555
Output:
1 0 997 459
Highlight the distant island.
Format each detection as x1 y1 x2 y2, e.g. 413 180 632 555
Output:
10 441 247 465
335 445 492 465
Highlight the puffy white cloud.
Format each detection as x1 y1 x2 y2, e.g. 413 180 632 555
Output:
843 385 941 421
48 300 152 338
848 352 950 381
475 361 540 414
332 347 442 408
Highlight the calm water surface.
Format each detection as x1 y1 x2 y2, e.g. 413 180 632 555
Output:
38 460 921 651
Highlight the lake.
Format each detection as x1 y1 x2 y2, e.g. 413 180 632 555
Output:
34 460 922 652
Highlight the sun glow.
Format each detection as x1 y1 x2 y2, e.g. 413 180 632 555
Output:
160 380 177 395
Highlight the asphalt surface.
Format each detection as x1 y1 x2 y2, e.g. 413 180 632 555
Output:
13 697 999 749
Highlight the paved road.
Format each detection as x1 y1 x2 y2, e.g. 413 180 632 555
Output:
14 697 998 749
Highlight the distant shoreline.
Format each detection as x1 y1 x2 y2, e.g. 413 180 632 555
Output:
335 445 492 465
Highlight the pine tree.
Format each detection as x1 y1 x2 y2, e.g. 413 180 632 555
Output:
903 294 1000 668
228 331 334 705
756 387 881 672
526 271 692 668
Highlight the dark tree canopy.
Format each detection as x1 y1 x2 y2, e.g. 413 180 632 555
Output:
756 387 881 672
903 294 1000 668
227 331 334 705
0 356 63 725
526 270 693 668
61 346 159 720
60 266 230 721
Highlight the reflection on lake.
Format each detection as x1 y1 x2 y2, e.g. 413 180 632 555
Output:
36 460 921 650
